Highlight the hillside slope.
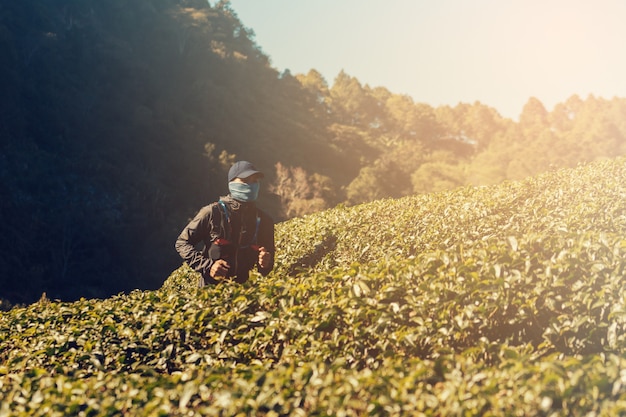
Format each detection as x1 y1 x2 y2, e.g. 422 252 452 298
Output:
2 157 626 416
275 156 626 279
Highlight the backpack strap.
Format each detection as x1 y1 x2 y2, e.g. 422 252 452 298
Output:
217 200 231 241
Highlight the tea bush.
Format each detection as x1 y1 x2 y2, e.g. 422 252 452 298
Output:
2 157 626 416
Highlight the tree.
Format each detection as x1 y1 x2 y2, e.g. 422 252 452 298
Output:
385 94 419 135
345 165 387 205
411 160 465 194
519 97 549 137
329 70 377 127
550 94 584 133
269 162 335 219
295 69 332 123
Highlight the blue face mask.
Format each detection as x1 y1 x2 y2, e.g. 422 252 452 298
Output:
229 181 260 202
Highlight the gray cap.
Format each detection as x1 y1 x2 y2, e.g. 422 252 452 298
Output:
228 161 264 182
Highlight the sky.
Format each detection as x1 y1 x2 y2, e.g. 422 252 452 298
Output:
227 0 626 120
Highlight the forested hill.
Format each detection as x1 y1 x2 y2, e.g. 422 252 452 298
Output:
1 0 625 306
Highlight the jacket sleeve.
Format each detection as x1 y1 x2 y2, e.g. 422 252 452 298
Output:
257 211 275 276
175 205 216 280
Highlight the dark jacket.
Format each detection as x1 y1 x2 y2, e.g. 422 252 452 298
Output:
175 195 275 286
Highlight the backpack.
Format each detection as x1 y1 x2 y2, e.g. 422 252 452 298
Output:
215 200 261 251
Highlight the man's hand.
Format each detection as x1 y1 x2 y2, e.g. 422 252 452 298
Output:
258 247 272 269
210 259 230 279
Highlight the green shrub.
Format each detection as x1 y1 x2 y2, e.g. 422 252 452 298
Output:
2 157 626 416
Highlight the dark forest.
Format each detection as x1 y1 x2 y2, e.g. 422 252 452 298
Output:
2 0 625 305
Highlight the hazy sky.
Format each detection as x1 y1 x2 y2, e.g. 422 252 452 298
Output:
227 0 626 120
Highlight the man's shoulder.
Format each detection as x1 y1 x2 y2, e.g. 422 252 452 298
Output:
196 202 220 217
255 207 274 223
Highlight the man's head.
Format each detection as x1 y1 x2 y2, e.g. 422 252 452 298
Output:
228 161 264 202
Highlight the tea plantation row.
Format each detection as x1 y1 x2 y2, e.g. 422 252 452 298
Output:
2 157 626 416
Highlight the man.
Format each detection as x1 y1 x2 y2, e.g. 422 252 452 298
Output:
175 161 275 286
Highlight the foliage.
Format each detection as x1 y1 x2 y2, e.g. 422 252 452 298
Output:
2 157 626 415
269 162 336 219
